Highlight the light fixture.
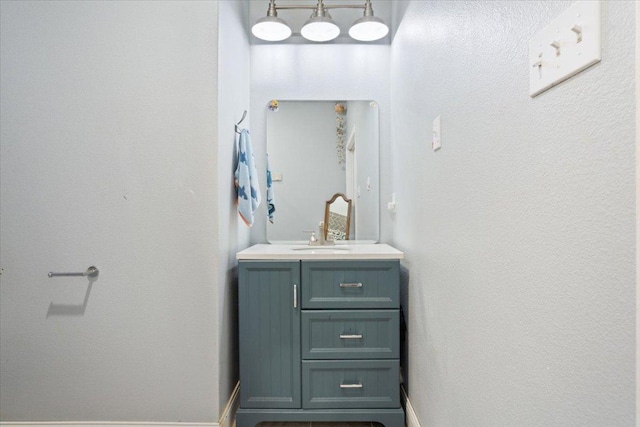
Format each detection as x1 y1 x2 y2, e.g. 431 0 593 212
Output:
348 0 389 41
301 6 340 42
251 0 292 42
252 0 389 43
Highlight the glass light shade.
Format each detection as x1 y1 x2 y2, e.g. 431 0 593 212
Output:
348 16 389 41
301 16 340 42
252 16 292 42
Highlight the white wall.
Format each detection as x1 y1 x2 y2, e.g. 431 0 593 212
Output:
250 44 392 244
391 1 635 426
0 1 221 422
636 3 639 424
217 0 251 414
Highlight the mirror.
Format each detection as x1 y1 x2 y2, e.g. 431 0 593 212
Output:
266 100 379 243
324 193 352 241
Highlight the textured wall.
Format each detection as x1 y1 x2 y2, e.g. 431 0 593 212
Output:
250 44 392 244
390 1 635 426
636 3 639 423
0 1 220 421
217 0 251 415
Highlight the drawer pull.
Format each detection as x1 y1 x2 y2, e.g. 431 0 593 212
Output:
339 282 363 288
339 334 363 339
340 383 363 389
293 284 298 308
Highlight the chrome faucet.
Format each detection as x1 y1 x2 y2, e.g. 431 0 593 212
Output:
318 221 326 245
304 222 335 246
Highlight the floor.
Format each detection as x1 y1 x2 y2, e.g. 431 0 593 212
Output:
258 424 381 427
231 422 382 427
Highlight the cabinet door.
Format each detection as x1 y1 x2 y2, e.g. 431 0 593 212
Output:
239 261 301 409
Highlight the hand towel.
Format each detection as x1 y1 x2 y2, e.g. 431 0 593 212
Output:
234 129 261 226
266 154 276 223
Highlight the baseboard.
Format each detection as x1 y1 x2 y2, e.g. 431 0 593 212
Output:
0 384 242 427
401 386 421 427
0 423 217 427
219 381 240 427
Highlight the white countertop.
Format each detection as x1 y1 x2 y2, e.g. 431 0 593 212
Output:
236 243 404 260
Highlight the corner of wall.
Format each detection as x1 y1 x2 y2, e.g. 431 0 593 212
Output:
635 1 639 424
216 0 251 418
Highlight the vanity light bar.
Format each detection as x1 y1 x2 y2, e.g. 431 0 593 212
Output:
252 0 389 43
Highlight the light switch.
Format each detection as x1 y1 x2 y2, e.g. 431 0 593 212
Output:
387 193 397 213
272 172 283 182
529 1 601 97
432 115 441 151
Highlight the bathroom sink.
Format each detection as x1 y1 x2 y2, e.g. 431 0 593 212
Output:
236 244 403 260
291 246 350 251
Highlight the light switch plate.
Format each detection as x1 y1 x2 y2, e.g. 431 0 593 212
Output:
529 0 601 97
387 193 397 213
432 115 441 151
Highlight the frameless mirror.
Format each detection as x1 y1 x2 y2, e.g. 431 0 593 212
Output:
266 100 379 243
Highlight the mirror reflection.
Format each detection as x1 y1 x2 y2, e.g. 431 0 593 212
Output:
324 193 352 241
266 100 379 243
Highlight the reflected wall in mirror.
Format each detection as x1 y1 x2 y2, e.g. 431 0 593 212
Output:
266 100 379 243
324 193 352 241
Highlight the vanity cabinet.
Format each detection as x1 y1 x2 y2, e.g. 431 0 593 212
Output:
237 258 404 427
238 261 301 409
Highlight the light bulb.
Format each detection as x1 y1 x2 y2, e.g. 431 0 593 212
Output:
301 16 340 42
349 16 389 41
252 16 292 42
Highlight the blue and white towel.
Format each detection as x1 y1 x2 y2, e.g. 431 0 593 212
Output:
266 154 275 223
234 129 261 226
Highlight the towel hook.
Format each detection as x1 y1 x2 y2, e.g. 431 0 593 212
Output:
235 110 247 134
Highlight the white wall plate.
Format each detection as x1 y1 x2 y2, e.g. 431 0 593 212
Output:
432 115 442 151
529 0 601 97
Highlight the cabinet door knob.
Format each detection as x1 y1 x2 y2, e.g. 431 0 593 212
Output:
339 383 363 389
339 282 363 288
339 334 363 339
293 284 298 308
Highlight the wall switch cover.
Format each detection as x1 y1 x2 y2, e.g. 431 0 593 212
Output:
387 193 397 213
529 0 601 97
432 115 442 151
272 172 283 182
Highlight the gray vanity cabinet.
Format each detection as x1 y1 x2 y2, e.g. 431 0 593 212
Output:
237 259 404 427
238 261 301 409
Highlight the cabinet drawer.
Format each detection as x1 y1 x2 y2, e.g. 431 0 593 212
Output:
302 360 400 409
302 310 399 360
301 261 399 309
